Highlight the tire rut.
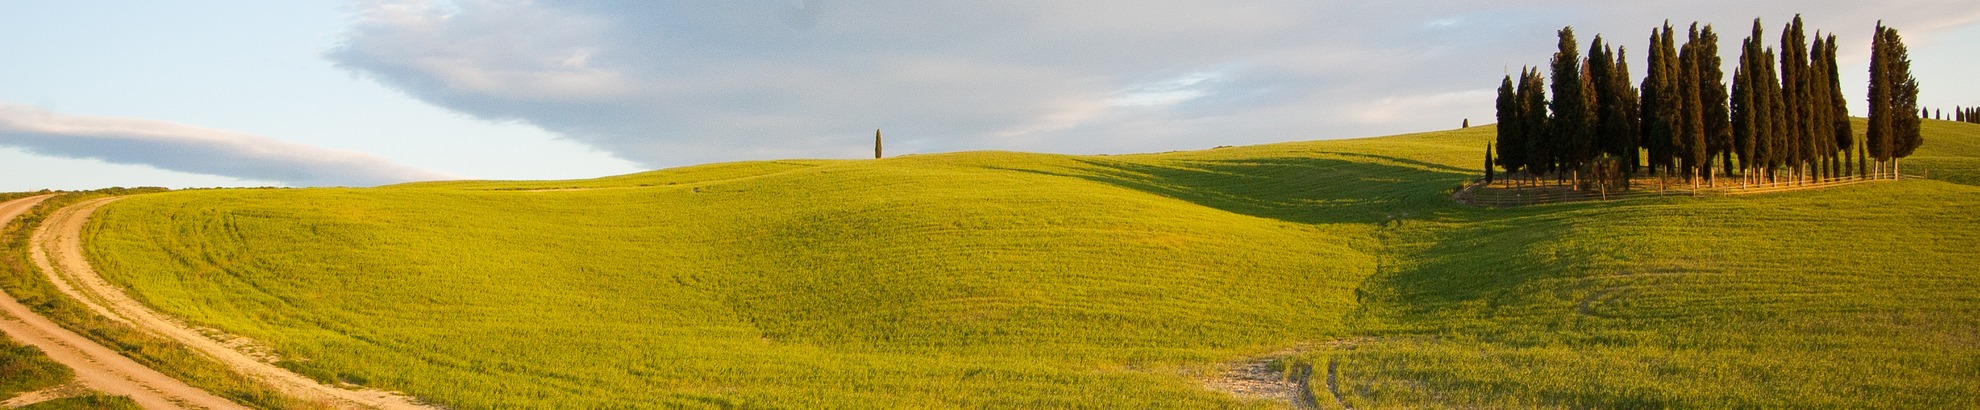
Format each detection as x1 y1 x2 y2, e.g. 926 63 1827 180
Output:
0 194 248 409
31 197 437 409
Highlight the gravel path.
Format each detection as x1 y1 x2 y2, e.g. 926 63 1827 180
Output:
30 197 435 410
0 194 248 409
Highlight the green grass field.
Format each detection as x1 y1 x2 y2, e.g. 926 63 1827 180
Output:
63 119 1980 408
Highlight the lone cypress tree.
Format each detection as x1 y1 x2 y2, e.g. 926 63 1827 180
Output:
1485 143 1496 183
875 129 884 159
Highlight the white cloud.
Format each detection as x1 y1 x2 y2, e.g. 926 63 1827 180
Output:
0 103 458 187
327 1 1980 166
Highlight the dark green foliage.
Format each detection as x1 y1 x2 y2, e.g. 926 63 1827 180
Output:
1780 17 1809 179
1589 38 1640 179
1677 24 1708 181
1732 52 1754 177
1521 68 1552 177
1868 22 1924 176
1868 24 1895 165
1695 25 1730 181
1805 32 1833 179
1824 34 1853 176
1888 34 1923 162
1496 75 1526 174
1763 47 1787 177
1550 27 1593 178
1485 143 1495 183
1642 24 1682 177
1614 51 1642 172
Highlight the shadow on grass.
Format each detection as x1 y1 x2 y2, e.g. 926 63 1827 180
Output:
997 156 1477 226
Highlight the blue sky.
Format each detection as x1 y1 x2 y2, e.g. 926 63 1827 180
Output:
1 1 1976 191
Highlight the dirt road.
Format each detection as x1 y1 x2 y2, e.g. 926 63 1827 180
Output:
31 197 433 410
0 194 249 409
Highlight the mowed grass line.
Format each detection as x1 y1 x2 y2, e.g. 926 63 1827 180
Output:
77 120 1980 408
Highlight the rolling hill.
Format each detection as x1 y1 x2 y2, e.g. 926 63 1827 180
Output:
17 119 1980 408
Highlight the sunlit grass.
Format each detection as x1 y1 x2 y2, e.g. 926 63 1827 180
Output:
71 121 1980 408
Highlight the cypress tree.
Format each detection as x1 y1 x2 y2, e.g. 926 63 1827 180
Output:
1780 17 1809 183
1662 23 1685 181
1774 46 1789 182
1551 27 1592 183
1486 143 1496 183
1868 23 1895 177
1677 24 1707 184
1888 26 1923 176
1614 48 1642 176
1731 21 1763 184
1641 28 1668 177
1731 54 1753 182
1806 34 1834 180
1589 39 1619 157
875 129 884 159
1495 75 1526 175
1521 68 1552 182
1696 24 1731 183
1823 34 1853 178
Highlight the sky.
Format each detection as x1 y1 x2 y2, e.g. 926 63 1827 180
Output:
1 1 1977 191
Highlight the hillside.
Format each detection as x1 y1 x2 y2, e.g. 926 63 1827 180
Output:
53 120 1980 408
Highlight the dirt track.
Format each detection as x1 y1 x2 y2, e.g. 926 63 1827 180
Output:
29 197 434 410
0 195 248 409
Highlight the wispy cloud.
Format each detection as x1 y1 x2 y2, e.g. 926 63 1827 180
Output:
0 103 457 186
327 1 1980 166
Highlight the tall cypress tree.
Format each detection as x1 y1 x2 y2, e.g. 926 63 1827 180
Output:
1662 23 1685 180
1696 24 1731 183
1495 75 1526 175
1764 47 1788 182
1521 68 1552 181
1677 24 1707 183
1806 34 1835 180
1887 26 1923 175
1551 27 1592 182
1867 23 1895 177
1780 17 1809 183
1824 34 1852 178
1641 27 1668 177
1731 53 1753 182
1731 20 1763 183
1614 48 1641 176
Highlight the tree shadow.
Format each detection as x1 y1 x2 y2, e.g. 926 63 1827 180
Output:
995 156 1477 226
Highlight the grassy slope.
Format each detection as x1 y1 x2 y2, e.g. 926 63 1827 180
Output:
79 121 1980 408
